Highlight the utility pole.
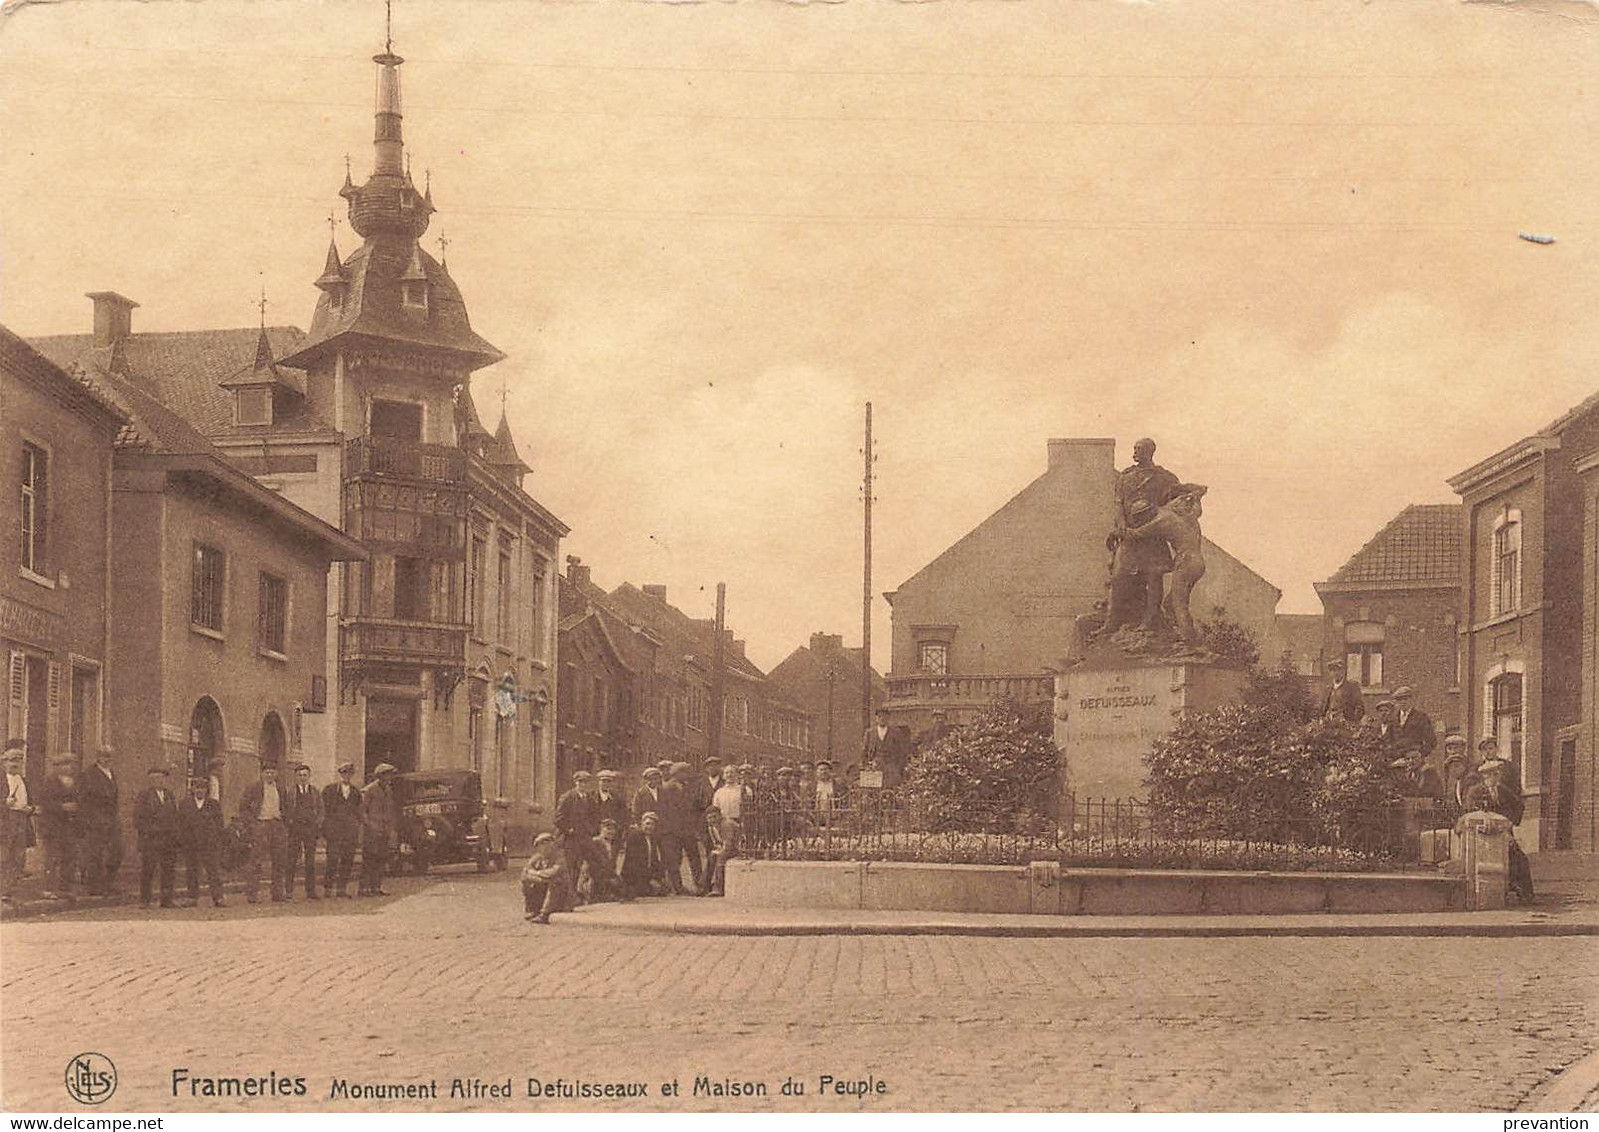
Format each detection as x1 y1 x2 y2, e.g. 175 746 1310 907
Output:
862 402 874 742
709 582 726 766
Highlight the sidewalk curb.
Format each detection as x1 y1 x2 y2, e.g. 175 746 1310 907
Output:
1525 1049 1599 1113
557 913 1599 940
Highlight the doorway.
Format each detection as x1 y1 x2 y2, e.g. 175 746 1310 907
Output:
1554 737 1577 851
259 711 287 771
365 696 418 778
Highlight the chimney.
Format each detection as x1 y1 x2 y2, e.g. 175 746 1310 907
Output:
565 554 591 591
809 632 844 654
642 584 667 602
1047 437 1117 474
87 292 138 348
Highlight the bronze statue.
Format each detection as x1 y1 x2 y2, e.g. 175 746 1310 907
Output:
1120 486 1207 643
1104 438 1179 634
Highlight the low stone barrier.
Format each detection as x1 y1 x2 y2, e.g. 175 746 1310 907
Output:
722 859 1467 916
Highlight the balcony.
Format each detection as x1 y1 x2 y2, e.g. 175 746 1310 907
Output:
346 435 466 484
886 671 1055 711
342 616 469 668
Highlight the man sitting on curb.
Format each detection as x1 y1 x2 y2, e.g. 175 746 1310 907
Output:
521 833 571 925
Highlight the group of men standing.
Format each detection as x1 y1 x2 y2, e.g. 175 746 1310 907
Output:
1319 661 1534 902
1 739 402 909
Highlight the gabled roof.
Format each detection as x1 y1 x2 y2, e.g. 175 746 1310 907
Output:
30 326 331 439
1449 387 1599 492
605 583 769 683
767 641 886 695
1316 503 1463 592
0 323 127 434
282 234 504 371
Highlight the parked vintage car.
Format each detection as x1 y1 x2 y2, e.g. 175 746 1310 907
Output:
392 769 509 874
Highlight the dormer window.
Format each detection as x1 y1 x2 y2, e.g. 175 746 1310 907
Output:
236 387 272 427
402 280 428 309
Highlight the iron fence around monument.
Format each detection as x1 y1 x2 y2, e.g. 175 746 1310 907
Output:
740 793 1462 873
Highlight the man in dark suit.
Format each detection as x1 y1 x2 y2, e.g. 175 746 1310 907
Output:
79 744 122 896
663 762 703 894
36 755 82 902
322 761 362 898
285 762 324 900
1465 751 1534 903
617 810 672 898
359 763 398 897
1389 687 1440 797
1320 659 1365 723
864 709 914 789
594 770 630 833
133 765 180 909
177 775 226 907
554 771 606 899
631 766 666 824
238 760 290 903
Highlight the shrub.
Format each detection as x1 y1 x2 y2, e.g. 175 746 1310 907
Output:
1195 606 1261 668
1145 708 1407 846
901 700 1062 831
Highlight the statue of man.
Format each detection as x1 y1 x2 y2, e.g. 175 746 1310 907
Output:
1120 486 1207 643
1105 438 1180 633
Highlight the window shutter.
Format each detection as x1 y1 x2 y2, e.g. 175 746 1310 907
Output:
7 651 24 739
45 661 62 757
36 451 49 573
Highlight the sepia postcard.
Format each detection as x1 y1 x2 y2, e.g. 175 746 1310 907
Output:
2 0 1597 1118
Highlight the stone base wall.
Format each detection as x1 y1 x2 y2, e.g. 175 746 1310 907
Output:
723 859 1466 916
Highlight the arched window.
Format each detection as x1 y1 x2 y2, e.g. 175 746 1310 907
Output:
188 697 225 800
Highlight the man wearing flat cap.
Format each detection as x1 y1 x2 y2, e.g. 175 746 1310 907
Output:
632 765 666 826
1389 687 1440 797
322 761 363 898
1 742 34 904
36 754 82 902
133 765 181 908
80 744 122 896
554 770 606 900
359 763 399 897
660 762 704 894
1320 659 1365 724
594 769 630 833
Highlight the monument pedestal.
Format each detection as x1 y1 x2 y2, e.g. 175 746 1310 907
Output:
1052 655 1245 803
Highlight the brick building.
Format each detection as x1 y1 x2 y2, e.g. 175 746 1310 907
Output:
767 632 885 770
1314 504 1463 733
2 325 126 787
556 567 813 795
1450 394 1599 853
31 34 568 844
556 557 660 783
883 438 1287 733
21 315 364 817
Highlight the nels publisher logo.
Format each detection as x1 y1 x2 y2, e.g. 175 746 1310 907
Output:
64 1052 117 1105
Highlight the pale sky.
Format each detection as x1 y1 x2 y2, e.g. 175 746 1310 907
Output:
4 0 1597 672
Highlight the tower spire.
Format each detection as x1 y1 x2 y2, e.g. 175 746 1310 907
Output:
372 2 405 178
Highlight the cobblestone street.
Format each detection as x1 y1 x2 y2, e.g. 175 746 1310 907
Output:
2 871 1596 1113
